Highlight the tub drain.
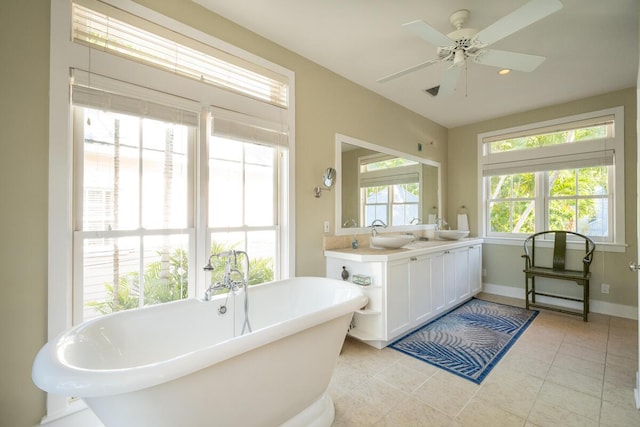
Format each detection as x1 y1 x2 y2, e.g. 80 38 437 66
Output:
218 305 227 315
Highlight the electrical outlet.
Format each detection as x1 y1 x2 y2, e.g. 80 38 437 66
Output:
482 268 487 277
601 283 610 294
323 220 330 233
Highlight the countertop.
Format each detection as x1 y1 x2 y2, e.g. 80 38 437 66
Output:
324 237 484 262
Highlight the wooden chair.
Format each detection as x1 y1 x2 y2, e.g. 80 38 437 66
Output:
522 230 595 321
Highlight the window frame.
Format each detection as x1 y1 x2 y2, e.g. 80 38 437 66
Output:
47 0 295 422
358 154 423 227
477 107 625 252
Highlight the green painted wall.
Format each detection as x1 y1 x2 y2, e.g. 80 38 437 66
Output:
0 1 49 426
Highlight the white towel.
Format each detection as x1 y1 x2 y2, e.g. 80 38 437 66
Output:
457 213 469 231
427 214 437 224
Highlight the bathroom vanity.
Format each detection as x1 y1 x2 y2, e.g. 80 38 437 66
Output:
325 238 483 349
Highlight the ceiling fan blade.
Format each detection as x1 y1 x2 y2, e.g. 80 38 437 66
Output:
436 65 463 97
402 20 452 47
475 0 562 46
476 49 546 72
377 59 440 83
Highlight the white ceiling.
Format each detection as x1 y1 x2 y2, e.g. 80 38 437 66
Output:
194 0 639 128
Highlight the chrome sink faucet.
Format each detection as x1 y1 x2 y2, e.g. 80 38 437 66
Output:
435 218 449 231
370 219 387 236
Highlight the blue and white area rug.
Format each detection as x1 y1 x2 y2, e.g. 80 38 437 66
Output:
390 298 538 384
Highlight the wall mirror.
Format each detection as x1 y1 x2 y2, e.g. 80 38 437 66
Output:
335 134 441 236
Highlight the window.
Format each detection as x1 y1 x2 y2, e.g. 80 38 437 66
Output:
71 1 289 107
479 107 624 245
73 94 196 321
207 109 288 285
50 0 294 419
359 155 421 226
55 0 293 324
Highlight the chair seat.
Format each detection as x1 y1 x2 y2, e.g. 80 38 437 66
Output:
524 266 590 282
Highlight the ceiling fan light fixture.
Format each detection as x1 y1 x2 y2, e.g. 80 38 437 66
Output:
498 68 511 75
453 49 465 65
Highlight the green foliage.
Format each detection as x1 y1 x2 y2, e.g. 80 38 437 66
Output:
87 241 274 315
490 125 607 154
489 166 607 235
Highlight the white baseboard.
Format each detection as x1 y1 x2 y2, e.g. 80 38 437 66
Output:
482 282 638 320
635 372 640 409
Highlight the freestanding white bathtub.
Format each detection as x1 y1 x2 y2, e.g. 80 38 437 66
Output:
32 277 367 427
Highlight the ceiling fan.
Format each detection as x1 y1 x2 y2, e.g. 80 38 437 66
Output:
377 0 563 96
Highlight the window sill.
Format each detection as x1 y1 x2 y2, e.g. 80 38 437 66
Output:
482 236 628 253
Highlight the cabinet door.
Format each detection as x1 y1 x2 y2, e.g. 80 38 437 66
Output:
410 256 432 326
444 250 456 307
386 261 411 339
468 244 482 294
454 247 470 302
429 252 446 314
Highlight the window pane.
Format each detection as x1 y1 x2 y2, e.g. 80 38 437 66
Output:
209 138 243 227
209 138 276 227
577 166 608 196
489 201 534 233
141 119 190 229
393 183 419 203
489 173 534 199
578 198 608 236
83 109 140 231
245 143 274 226
365 186 388 203
364 205 387 226
82 108 191 231
549 199 576 231
81 234 189 322
392 204 418 226
489 123 610 154
549 169 576 196
209 232 274 286
513 201 535 234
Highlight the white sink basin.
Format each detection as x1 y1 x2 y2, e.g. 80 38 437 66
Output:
436 230 470 240
370 234 415 249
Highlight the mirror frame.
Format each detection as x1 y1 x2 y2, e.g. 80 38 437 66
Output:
335 133 442 236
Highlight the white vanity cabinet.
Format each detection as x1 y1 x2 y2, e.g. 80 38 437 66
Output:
325 238 483 349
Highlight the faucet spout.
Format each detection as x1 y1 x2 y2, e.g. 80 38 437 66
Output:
370 219 387 236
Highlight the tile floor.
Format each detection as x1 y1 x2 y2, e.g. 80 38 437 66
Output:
329 293 640 426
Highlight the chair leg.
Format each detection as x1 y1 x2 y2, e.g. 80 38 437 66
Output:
531 277 536 304
525 275 530 310
583 280 589 322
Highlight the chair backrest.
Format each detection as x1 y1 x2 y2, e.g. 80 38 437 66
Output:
523 230 596 273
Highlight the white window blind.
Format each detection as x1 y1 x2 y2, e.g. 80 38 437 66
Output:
72 0 289 108
72 84 199 126
210 107 288 147
360 170 420 187
482 150 614 176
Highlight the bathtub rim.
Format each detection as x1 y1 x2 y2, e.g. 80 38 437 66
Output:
32 276 367 397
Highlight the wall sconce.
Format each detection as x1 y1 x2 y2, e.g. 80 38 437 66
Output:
313 167 336 198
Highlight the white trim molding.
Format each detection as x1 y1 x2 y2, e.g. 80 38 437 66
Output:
482 282 638 320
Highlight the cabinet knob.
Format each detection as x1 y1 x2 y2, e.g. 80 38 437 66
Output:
410 257 418 261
